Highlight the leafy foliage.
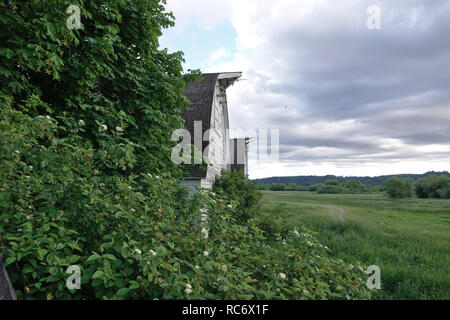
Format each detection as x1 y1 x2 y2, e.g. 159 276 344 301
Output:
212 170 262 223
385 177 414 199
317 185 346 194
415 174 450 199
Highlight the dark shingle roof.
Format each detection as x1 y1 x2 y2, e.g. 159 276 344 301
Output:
181 73 220 179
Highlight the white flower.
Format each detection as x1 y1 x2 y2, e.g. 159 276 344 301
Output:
25 176 31 179
186 283 192 289
131 208 136 212
227 204 232 209
276 288 281 292
203 250 209 257
134 248 142 255
195 265 200 270
155 175 160 179
279 272 286 279
45 115 51 120
345 295 351 300
14 150 21 154
128 186 132 189
29 166 33 170
201 228 209 239
349 264 354 270
116 126 123 132
78 120 85 126
293 230 299 237
149 250 157 256
185 288 192 294
147 173 153 178
100 124 108 130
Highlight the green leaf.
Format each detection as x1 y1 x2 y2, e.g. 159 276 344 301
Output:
92 270 104 279
116 288 130 297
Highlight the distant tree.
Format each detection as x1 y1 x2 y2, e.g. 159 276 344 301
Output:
372 186 383 193
270 183 286 191
318 184 346 194
345 180 366 193
255 184 269 191
309 184 322 192
415 174 450 199
285 183 298 191
385 177 414 198
324 179 341 186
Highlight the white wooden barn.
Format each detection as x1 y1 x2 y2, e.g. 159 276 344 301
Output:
180 72 248 192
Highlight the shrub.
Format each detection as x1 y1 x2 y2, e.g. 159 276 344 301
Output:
255 184 269 191
269 183 286 191
345 180 367 194
324 180 341 186
1 163 371 299
318 185 347 194
309 184 322 192
385 177 414 198
295 185 310 191
212 170 262 223
285 183 298 191
415 174 450 199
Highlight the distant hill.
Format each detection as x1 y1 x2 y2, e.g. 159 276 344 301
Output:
253 171 450 187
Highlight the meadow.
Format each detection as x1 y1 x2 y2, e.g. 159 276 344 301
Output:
260 191 450 300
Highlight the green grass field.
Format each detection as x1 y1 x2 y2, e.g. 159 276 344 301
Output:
260 191 450 300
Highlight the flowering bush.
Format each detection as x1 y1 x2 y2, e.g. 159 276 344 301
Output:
212 170 262 223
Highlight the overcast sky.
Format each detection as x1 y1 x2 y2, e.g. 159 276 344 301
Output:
160 0 450 179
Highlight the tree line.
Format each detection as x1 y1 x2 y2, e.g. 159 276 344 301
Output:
253 171 450 187
256 174 450 199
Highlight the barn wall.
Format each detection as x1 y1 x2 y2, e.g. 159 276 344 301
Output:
204 81 230 188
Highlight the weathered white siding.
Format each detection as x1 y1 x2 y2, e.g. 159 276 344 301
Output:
202 81 230 188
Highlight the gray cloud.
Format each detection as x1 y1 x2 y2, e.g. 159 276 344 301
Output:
222 0 450 176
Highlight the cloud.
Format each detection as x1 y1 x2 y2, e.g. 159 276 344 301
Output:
209 47 230 62
162 0 450 178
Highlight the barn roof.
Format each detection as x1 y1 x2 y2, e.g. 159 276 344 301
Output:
181 72 241 179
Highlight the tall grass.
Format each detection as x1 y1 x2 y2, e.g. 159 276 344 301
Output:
260 191 450 299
